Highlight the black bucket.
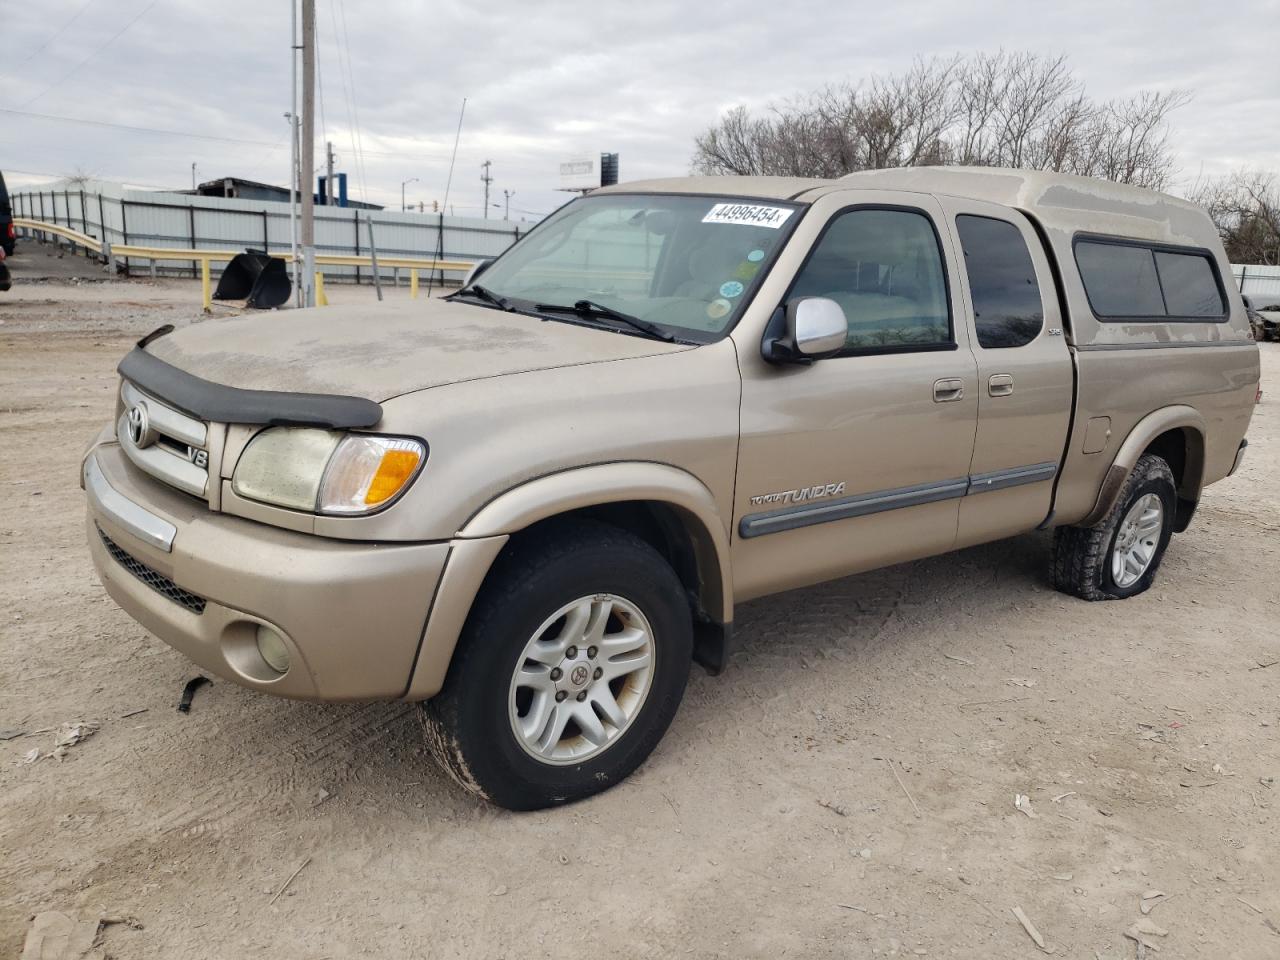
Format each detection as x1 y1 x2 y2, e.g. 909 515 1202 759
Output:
213 251 291 309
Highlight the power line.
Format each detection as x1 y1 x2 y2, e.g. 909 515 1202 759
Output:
239 133 294 182
326 0 359 200
2 106 448 161
8 0 99 74
333 0 369 202
315 18 329 162
427 97 467 299
1 107 281 146
336 0 368 201
3 166 189 192
21 0 161 108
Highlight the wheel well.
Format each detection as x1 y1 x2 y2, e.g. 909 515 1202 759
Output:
501 501 733 673
1142 427 1204 532
512 502 706 615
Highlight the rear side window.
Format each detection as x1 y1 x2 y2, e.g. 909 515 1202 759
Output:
955 215 1044 348
1075 242 1165 317
1075 239 1226 321
1154 250 1226 317
789 207 952 356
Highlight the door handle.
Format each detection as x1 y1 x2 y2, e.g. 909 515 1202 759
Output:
988 374 1014 397
932 378 964 403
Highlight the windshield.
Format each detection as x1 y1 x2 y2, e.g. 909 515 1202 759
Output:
468 193 803 341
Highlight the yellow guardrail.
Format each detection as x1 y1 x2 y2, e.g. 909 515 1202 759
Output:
13 217 101 251
13 218 473 308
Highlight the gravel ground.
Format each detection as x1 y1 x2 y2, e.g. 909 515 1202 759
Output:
2 243 1278 959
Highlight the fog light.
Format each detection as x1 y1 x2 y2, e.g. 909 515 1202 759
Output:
255 625 290 675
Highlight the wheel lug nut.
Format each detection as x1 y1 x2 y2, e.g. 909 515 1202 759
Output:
587 646 598 659
593 667 603 680
550 668 562 681
566 646 578 659
576 690 587 701
555 691 567 702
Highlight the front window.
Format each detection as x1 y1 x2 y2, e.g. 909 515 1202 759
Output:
467 194 803 341
788 207 952 355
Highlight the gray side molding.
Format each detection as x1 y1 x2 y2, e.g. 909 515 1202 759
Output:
739 461 1061 539
966 461 1058 494
740 477 970 539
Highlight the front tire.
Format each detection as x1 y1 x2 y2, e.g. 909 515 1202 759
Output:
1051 453 1177 601
423 519 693 810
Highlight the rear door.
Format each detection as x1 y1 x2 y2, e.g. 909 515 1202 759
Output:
937 197 1074 545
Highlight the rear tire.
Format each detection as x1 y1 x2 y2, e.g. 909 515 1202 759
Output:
1051 454 1176 601
422 519 693 810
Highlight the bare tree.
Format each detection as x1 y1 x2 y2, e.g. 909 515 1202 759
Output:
1190 170 1280 265
64 166 98 189
692 52 1187 189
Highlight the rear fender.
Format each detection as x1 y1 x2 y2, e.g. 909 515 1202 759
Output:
1079 405 1206 527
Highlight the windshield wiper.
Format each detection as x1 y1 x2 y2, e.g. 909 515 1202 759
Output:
534 299 675 342
450 284 515 311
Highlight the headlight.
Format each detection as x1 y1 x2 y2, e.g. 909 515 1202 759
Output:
232 428 426 515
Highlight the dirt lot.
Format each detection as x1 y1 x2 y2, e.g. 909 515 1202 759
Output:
2 243 1278 959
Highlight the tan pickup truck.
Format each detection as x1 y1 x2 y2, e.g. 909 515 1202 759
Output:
82 168 1259 809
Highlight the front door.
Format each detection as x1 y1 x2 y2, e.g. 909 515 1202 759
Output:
730 190 980 601
936 197 1074 546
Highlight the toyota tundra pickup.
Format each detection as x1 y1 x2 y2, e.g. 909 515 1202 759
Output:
82 168 1260 809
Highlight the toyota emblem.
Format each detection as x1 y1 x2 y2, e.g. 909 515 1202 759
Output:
127 403 155 448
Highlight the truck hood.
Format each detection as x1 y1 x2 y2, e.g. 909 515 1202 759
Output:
145 298 693 401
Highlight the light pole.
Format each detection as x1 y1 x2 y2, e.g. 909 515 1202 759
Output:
401 177 419 212
299 0 316 308
284 111 298 304
502 189 514 221
191 162 197 190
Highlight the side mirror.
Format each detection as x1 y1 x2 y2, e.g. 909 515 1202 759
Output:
762 297 847 364
462 258 493 288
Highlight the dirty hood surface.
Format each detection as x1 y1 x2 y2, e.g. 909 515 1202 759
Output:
145 298 692 401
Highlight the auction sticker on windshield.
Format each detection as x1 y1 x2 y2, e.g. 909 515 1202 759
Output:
702 203 794 228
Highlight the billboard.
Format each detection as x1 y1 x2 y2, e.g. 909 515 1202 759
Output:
559 157 598 191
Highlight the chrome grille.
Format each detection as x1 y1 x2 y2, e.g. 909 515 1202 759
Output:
98 525 207 614
118 380 210 500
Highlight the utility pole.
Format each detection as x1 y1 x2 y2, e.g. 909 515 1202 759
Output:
502 189 514 221
299 0 316 306
191 162 197 190
480 160 493 219
325 141 336 206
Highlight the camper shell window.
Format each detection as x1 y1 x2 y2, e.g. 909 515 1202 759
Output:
1073 235 1228 323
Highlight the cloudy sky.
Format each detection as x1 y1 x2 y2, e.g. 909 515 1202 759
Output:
4 0 1277 219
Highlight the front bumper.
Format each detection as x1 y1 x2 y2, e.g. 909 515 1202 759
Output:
84 442 450 700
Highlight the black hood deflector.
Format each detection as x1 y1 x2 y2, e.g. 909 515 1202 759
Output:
117 342 383 429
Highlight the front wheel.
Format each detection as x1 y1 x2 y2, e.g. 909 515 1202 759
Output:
1051 453 1177 601
422 519 693 810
